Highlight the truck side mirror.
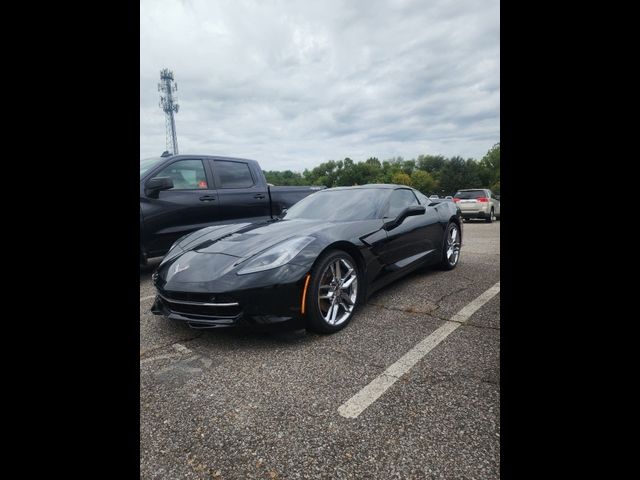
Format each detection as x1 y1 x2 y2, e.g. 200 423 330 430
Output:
145 177 174 198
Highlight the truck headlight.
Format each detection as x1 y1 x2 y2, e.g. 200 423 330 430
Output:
237 237 314 275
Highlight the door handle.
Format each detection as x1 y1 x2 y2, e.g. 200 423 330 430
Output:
253 194 266 199
199 195 216 201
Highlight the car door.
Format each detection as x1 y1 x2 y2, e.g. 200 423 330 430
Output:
141 158 220 257
416 191 452 261
378 188 435 272
212 159 271 221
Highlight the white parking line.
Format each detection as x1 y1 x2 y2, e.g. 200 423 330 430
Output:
338 281 500 419
140 352 180 365
140 295 155 302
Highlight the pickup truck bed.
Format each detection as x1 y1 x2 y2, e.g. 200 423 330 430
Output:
268 185 324 217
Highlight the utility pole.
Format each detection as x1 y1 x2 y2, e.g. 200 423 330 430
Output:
158 68 179 154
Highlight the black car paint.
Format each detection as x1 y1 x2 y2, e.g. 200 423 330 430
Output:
151 185 462 329
140 154 321 262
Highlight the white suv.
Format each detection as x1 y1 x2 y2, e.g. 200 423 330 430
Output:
453 189 500 223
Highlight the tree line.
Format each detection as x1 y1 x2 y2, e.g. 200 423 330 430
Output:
264 143 500 196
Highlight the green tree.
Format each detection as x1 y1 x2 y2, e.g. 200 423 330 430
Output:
417 154 446 174
260 145 498 194
365 157 381 168
439 156 481 194
391 171 413 186
263 170 307 186
303 160 343 187
410 170 437 194
336 158 359 186
381 159 403 183
478 143 500 188
401 159 415 175
352 161 381 185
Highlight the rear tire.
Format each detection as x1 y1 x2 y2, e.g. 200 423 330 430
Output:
306 250 360 334
438 222 461 270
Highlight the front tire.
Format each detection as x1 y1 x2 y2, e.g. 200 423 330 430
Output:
306 250 360 334
439 222 461 270
485 208 495 223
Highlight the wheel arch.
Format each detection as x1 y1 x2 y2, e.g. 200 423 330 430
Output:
448 215 462 242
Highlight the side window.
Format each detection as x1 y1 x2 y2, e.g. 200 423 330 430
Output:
152 159 208 190
386 189 418 218
215 161 255 188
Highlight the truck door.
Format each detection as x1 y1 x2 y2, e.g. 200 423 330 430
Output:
141 158 219 256
211 159 271 221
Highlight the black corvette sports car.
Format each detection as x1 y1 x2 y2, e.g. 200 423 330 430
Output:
151 184 462 333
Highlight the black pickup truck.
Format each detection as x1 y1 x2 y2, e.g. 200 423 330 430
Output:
140 153 323 264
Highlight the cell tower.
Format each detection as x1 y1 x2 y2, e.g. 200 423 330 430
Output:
158 68 179 155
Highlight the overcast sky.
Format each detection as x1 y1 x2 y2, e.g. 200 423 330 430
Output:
140 0 499 171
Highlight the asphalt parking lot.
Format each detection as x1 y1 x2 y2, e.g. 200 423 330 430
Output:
140 221 500 479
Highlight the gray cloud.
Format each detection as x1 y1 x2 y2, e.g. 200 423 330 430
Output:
140 0 499 170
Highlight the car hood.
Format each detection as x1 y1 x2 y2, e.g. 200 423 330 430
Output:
155 218 384 288
171 219 368 259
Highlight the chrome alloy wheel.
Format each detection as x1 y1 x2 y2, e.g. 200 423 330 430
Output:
446 225 461 266
317 257 358 326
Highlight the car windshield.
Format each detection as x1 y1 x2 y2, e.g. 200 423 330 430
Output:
283 188 388 221
415 191 430 205
140 157 163 178
454 190 485 199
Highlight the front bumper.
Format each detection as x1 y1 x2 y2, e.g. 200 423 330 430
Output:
150 264 309 329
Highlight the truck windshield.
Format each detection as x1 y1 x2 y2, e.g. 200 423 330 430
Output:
140 157 163 178
283 188 389 221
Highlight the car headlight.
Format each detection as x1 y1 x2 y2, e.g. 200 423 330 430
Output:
237 236 314 275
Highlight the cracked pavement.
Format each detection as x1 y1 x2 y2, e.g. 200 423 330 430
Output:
140 221 500 479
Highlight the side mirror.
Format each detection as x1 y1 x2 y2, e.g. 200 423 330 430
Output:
145 176 174 198
384 205 425 230
279 208 288 218
495 195 500 200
